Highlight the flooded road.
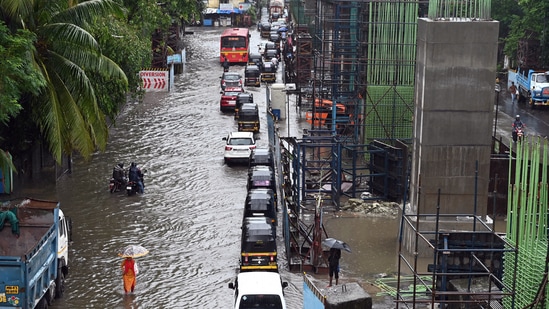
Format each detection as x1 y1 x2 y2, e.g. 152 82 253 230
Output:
12 27 404 308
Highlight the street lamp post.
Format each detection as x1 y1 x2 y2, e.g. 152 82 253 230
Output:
494 83 501 138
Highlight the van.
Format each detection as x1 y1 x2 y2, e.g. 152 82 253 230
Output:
238 103 260 133
240 217 277 271
228 272 288 309
245 65 261 87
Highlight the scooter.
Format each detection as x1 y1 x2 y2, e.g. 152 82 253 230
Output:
513 126 525 142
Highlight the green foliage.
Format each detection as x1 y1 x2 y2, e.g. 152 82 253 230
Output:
0 22 45 125
495 0 549 67
89 15 152 120
0 0 128 163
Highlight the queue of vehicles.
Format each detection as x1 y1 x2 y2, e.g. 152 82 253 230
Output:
0 198 71 309
219 27 288 309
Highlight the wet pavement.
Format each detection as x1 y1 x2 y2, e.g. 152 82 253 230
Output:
11 27 549 309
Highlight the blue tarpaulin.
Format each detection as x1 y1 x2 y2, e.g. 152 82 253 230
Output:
217 8 241 14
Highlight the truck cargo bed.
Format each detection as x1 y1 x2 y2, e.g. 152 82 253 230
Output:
0 198 57 259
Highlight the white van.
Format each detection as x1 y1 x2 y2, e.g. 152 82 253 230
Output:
228 272 288 309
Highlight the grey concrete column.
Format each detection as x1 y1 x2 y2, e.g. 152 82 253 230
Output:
409 18 499 218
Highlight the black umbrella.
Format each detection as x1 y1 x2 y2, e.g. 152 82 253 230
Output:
322 238 352 253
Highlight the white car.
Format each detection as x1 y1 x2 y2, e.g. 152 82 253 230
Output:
222 132 256 165
228 271 288 309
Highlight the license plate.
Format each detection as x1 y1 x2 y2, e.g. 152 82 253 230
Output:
126 186 132 190
228 100 236 104
6 286 18 294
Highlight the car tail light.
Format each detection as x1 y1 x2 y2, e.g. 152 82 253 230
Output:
249 145 256 150
270 256 274 262
225 146 233 150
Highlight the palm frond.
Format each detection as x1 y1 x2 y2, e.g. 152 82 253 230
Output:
53 0 126 26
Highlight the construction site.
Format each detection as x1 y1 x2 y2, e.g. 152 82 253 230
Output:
266 0 549 307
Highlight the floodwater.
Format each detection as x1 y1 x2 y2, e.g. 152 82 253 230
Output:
16 27 404 308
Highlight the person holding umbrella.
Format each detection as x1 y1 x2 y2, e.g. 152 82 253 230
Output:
118 244 148 294
327 247 341 287
121 257 139 293
322 237 351 287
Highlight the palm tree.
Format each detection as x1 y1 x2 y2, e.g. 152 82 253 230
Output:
1 0 128 163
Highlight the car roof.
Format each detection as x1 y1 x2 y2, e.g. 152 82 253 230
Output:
228 131 254 139
241 103 258 110
236 272 285 295
246 65 260 71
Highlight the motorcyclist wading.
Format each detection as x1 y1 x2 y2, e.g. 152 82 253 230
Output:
512 114 525 142
110 163 127 193
128 162 144 194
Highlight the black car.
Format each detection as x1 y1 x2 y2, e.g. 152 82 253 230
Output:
244 188 277 225
235 92 254 119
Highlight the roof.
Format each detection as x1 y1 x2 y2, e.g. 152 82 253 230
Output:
236 272 285 295
228 131 254 139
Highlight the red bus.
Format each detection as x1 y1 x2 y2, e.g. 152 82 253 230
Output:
220 28 250 64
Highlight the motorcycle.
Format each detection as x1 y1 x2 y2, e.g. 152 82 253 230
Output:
109 177 127 193
512 126 525 142
126 170 146 196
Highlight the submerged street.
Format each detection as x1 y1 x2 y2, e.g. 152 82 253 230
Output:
12 26 549 309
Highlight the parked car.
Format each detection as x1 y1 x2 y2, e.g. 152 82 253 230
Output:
220 72 243 90
238 103 260 133
244 65 261 87
235 92 254 119
222 131 256 165
220 87 243 112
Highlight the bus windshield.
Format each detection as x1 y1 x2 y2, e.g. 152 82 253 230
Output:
221 36 247 49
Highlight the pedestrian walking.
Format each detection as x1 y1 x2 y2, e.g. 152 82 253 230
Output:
509 82 517 103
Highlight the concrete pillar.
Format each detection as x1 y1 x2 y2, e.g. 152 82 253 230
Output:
407 18 499 254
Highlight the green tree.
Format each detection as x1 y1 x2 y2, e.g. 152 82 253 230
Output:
0 21 46 171
0 0 128 164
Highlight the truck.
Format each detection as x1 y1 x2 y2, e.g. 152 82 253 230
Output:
0 198 71 309
515 67 549 108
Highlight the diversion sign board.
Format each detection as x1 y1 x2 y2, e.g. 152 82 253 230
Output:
140 69 169 92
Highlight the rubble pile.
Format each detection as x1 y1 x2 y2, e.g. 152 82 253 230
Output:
340 198 401 218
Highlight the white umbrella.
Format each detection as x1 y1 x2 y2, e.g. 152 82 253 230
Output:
117 245 149 258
